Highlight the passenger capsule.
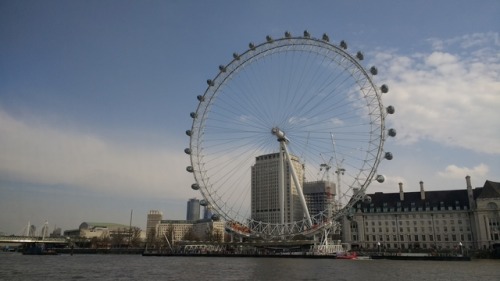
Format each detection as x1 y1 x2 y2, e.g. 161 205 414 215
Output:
380 84 389 93
219 65 226 72
340 40 347 49
303 30 310 38
186 166 194 172
322 33 329 42
284 31 291 38
211 214 220 221
184 148 191 155
388 128 397 137
370 66 378 75
207 79 214 86
190 112 197 118
356 51 364 60
266 35 273 43
185 130 192 136
384 152 393 160
191 183 200 190
386 105 395 114
200 199 208 206
363 195 372 203
249 42 255 50
376 174 386 183
197 95 205 102
233 53 240 60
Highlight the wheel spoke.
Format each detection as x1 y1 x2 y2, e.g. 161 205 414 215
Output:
187 33 392 239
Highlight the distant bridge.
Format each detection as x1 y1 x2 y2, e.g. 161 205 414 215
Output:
0 236 69 244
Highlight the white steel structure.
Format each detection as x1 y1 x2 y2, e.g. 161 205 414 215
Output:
185 31 396 239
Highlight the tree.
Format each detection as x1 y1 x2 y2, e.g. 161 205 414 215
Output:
129 227 143 248
110 228 128 248
183 227 199 241
146 227 157 247
213 229 223 242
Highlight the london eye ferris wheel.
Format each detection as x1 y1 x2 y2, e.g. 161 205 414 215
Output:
185 31 396 239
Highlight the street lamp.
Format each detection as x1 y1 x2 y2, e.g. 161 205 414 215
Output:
459 242 463 256
377 241 381 254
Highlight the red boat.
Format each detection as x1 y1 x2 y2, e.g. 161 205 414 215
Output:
335 251 358 260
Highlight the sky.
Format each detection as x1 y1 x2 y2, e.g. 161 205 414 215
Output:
1 0 499 235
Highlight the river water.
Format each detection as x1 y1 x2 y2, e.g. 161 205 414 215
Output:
1 253 499 281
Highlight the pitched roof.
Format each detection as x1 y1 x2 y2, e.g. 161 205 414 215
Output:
356 189 470 211
476 180 500 199
352 180 500 212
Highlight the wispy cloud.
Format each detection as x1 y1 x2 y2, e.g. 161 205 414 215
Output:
372 32 500 154
0 109 194 199
437 163 490 179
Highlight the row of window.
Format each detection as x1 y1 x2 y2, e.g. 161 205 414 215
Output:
360 233 472 243
365 219 466 226
363 226 470 234
363 213 469 219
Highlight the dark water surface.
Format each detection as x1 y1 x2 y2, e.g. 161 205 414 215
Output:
1 253 499 281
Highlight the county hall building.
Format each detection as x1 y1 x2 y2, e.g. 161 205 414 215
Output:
342 176 500 252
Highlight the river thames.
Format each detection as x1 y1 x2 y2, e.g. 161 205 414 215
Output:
1 253 499 280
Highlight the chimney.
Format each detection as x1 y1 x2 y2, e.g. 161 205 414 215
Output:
420 181 425 200
466 175 472 190
399 182 404 201
466 175 475 209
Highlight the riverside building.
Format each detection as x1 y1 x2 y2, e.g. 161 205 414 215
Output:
341 176 500 251
146 210 225 242
251 153 304 224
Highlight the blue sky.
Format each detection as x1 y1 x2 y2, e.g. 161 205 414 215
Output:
1 0 499 235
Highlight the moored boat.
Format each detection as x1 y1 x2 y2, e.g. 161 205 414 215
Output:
22 243 58 255
335 251 358 260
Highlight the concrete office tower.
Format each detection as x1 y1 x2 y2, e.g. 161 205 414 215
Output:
251 152 304 224
146 210 163 237
186 198 201 221
303 181 336 218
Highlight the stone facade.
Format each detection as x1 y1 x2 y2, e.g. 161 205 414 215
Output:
342 176 500 251
147 210 225 243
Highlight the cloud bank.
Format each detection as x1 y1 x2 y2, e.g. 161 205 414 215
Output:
373 32 500 155
0 109 194 199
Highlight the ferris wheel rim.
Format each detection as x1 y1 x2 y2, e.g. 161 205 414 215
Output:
186 32 393 239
